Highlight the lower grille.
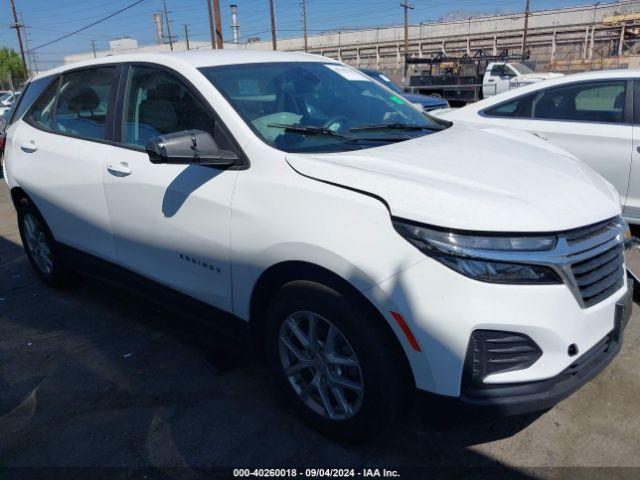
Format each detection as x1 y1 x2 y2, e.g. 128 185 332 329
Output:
463 330 542 386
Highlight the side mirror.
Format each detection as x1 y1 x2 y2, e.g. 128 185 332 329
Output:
145 129 238 167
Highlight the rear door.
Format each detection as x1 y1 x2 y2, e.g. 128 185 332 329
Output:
102 64 240 310
9 66 121 260
507 79 633 209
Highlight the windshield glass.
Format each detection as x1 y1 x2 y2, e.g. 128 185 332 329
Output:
200 62 446 153
362 70 403 94
510 63 534 75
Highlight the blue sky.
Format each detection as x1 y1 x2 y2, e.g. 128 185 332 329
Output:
1 0 601 69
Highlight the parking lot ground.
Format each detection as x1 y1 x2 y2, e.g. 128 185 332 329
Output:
0 179 639 479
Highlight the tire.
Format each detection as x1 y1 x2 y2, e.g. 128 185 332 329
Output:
264 280 411 441
16 197 73 287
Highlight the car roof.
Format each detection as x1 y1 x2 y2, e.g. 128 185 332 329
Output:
32 49 335 81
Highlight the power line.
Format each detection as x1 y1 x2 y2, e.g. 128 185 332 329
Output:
30 0 147 52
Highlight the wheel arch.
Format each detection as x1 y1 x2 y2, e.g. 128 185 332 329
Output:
249 260 415 388
10 186 30 208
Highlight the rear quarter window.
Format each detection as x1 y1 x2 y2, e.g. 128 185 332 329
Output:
9 76 56 125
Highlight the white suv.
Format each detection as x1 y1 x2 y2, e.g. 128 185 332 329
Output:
2 51 634 440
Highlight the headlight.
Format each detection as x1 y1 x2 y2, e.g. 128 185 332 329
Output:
393 220 561 284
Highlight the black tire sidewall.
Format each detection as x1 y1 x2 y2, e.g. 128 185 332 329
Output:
16 198 68 287
265 281 408 441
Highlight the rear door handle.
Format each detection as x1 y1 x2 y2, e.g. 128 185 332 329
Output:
20 141 37 153
107 162 132 176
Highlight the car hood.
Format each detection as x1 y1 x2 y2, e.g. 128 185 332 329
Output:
402 92 448 107
286 123 620 232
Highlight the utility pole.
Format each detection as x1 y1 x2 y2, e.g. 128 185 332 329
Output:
163 0 174 51
184 24 190 50
269 0 277 50
213 0 224 48
20 13 37 73
401 0 414 58
301 0 308 52
207 0 217 48
521 0 530 55
91 40 97 58
9 0 27 72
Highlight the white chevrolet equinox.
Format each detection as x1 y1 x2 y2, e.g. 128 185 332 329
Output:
2 51 635 440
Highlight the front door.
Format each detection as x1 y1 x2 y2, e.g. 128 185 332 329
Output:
103 65 239 311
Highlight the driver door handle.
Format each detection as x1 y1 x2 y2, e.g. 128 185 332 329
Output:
20 141 38 153
107 162 132 176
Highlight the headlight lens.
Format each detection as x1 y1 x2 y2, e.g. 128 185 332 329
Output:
393 220 561 284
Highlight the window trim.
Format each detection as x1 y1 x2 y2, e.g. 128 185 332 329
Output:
479 78 634 126
113 62 249 170
24 64 123 147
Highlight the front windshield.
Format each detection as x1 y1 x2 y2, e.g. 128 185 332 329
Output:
363 70 403 94
511 63 534 75
200 62 446 153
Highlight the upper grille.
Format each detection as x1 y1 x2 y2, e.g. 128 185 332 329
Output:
563 218 625 308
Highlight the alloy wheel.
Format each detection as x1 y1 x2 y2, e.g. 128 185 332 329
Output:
278 311 364 420
23 213 53 274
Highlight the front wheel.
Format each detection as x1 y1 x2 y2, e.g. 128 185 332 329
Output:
265 281 411 441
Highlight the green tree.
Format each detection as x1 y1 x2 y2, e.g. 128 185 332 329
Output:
0 46 26 90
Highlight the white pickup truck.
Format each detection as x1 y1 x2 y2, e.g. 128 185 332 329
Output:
482 62 564 97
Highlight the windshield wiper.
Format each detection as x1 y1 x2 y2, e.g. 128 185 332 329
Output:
350 122 445 132
267 123 411 142
268 123 353 140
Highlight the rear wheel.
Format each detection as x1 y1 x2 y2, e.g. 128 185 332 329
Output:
265 281 411 441
17 198 72 287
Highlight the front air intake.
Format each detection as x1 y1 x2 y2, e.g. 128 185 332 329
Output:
462 330 542 388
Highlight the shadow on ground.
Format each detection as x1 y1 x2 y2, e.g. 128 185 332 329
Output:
0 229 542 477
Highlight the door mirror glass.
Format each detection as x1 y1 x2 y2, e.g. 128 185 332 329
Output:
146 129 237 167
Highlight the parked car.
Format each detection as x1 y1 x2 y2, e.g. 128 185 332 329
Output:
406 52 562 105
359 68 449 112
0 91 20 116
482 62 563 97
2 51 634 440
434 70 640 225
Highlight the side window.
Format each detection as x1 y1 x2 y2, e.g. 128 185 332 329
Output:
53 67 115 140
28 77 60 130
490 65 504 77
483 93 535 119
123 65 233 151
533 81 626 124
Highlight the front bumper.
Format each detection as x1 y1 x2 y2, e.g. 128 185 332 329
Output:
455 279 632 415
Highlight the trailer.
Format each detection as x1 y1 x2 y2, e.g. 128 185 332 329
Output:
405 49 533 106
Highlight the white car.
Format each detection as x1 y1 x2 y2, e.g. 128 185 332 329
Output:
482 62 563 97
0 91 20 116
435 70 640 225
2 51 634 440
